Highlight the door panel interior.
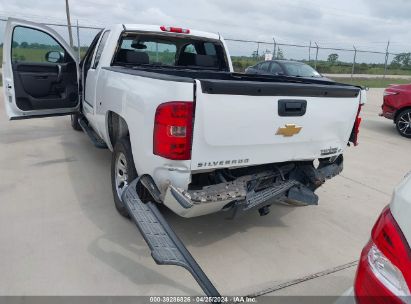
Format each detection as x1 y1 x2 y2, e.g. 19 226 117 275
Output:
12 61 78 111
9 24 79 112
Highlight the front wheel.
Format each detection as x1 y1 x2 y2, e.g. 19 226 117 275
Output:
111 138 138 218
395 109 411 138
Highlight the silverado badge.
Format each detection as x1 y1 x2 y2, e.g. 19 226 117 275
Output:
276 124 302 137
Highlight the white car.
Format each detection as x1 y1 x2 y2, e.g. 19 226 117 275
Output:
347 172 411 303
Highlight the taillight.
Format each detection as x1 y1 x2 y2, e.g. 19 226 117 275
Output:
349 104 362 146
153 102 194 160
354 206 411 304
160 26 190 34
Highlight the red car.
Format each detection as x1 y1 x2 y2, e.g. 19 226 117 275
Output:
381 84 411 138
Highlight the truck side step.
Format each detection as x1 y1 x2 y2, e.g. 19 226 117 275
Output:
78 116 108 149
122 177 221 298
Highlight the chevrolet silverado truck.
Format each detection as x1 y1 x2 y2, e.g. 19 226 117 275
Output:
2 18 365 296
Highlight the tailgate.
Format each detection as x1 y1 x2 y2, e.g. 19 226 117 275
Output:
190 79 360 170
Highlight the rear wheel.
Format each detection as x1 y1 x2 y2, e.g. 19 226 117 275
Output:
71 113 82 131
111 138 138 218
395 109 411 138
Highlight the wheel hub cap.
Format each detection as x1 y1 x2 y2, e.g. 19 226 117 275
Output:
398 112 411 136
115 153 128 198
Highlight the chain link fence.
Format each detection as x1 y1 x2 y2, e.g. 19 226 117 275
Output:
0 17 410 78
224 38 408 77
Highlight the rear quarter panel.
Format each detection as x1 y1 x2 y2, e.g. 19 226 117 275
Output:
96 69 195 191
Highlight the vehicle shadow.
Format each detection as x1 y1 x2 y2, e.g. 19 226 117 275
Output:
162 203 294 247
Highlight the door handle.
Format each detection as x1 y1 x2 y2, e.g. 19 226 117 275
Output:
278 100 307 117
56 65 62 82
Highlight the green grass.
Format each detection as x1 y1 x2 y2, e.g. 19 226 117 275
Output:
314 62 411 76
330 77 411 88
3 47 411 76
1 47 411 89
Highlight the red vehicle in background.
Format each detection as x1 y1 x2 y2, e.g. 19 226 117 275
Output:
381 84 411 138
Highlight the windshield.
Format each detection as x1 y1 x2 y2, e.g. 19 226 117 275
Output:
112 32 229 71
282 62 321 77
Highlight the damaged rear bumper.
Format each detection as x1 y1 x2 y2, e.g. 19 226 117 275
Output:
164 177 301 218
162 156 344 218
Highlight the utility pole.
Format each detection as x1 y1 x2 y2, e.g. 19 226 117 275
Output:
314 42 319 69
351 45 357 79
308 40 311 62
65 0 73 47
76 20 80 62
273 37 277 60
383 40 390 79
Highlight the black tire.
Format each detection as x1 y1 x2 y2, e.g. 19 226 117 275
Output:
71 113 83 131
111 138 138 218
395 109 411 138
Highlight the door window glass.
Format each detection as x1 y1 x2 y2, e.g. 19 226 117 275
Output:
269 62 283 74
12 26 65 63
93 30 110 68
119 38 177 65
260 61 270 71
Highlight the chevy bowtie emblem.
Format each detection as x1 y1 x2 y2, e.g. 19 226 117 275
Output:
276 124 302 137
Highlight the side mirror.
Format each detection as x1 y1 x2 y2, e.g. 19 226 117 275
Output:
45 51 63 63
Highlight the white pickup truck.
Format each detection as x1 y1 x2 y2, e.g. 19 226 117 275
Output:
2 18 365 296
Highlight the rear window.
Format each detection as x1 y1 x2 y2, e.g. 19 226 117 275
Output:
282 62 321 77
112 32 229 71
119 38 177 65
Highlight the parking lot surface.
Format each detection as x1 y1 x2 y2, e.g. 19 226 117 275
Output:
0 88 410 296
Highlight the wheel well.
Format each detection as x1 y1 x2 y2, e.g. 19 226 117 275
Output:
107 111 129 148
394 107 411 123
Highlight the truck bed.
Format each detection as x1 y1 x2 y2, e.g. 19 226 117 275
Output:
105 65 359 90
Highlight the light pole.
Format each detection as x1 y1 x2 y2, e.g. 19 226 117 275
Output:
65 0 73 47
